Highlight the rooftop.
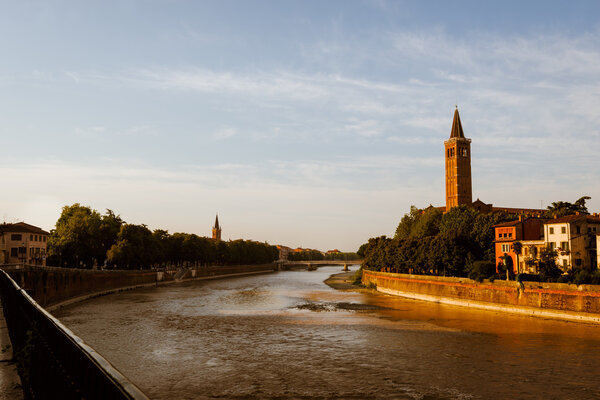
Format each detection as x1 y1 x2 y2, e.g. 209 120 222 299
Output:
0 222 50 235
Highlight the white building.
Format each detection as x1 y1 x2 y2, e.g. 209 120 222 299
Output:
544 214 600 271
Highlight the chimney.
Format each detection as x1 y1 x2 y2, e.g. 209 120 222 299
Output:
518 215 523 222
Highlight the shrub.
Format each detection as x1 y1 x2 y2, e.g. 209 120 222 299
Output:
467 260 496 282
352 268 363 286
516 273 541 283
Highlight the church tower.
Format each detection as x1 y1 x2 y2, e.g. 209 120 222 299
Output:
444 107 472 211
212 214 222 241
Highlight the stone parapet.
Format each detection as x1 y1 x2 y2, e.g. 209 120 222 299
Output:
362 270 600 322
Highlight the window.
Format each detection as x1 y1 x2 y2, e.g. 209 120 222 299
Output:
524 247 529 256
10 248 18 257
43 236 47 242
576 226 581 234
30 234 33 241
562 259 568 267
549 242 556 250
10 234 22 241
560 242 569 251
501 244 510 253
561 227 566 234
508 233 512 238
549 227 554 234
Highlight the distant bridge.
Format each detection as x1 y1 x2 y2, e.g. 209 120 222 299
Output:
277 260 362 271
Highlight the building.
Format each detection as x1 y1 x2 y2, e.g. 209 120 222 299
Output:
441 108 544 215
276 245 292 261
544 214 600 270
444 107 472 212
493 217 545 273
212 214 222 241
493 213 600 274
0 222 50 266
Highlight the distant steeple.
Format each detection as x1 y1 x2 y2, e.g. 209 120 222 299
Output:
212 214 221 241
450 107 465 139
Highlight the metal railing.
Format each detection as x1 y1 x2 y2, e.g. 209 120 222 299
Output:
0 269 149 400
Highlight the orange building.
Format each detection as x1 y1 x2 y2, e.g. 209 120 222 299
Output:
0 222 50 266
493 217 545 273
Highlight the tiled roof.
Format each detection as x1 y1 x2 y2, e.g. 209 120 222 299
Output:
492 220 521 228
0 222 50 235
545 214 600 225
450 107 465 139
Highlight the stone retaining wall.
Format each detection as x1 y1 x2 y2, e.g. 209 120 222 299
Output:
362 270 600 322
5 264 276 308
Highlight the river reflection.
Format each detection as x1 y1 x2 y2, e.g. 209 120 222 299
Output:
54 267 600 399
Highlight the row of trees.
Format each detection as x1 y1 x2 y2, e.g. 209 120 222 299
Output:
358 196 593 281
47 204 279 269
357 205 512 277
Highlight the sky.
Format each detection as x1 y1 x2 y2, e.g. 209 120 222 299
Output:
1 1 599 251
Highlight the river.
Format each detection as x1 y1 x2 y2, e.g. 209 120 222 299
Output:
53 266 600 399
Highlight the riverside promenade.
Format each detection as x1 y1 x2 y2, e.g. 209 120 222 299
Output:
0 294 23 399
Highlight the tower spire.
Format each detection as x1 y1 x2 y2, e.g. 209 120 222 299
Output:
450 107 465 139
444 107 472 211
212 214 222 241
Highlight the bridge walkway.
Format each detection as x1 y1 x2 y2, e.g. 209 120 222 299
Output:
0 291 23 399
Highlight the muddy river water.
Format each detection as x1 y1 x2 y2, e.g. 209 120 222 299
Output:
54 267 600 399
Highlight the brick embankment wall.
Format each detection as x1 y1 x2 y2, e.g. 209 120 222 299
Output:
362 270 600 323
5 264 276 308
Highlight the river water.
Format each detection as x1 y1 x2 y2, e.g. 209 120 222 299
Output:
53 267 600 399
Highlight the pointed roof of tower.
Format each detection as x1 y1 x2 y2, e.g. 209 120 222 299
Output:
214 214 220 229
450 107 465 139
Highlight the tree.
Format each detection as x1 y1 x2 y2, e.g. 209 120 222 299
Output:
106 224 156 269
545 196 591 217
48 204 103 268
512 241 522 274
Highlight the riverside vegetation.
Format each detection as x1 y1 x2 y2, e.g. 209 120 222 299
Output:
357 197 593 284
47 204 279 269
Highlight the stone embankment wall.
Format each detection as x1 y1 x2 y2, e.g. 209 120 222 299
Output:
5 264 276 308
362 270 600 322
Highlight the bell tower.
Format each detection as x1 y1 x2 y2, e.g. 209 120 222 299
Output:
445 107 472 211
212 214 222 241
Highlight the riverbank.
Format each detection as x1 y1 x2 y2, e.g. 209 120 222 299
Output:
323 271 356 290
357 269 600 324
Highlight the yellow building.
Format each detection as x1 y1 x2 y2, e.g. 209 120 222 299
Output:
0 222 49 266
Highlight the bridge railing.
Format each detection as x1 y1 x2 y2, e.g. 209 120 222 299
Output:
0 268 149 400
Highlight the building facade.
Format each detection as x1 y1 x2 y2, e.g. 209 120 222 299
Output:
544 214 600 270
444 108 472 212
493 214 600 274
0 222 49 266
493 217 545 273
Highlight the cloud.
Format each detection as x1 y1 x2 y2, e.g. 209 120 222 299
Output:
213 127 237 140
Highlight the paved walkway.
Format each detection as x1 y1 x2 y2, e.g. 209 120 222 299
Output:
0 296 23 399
